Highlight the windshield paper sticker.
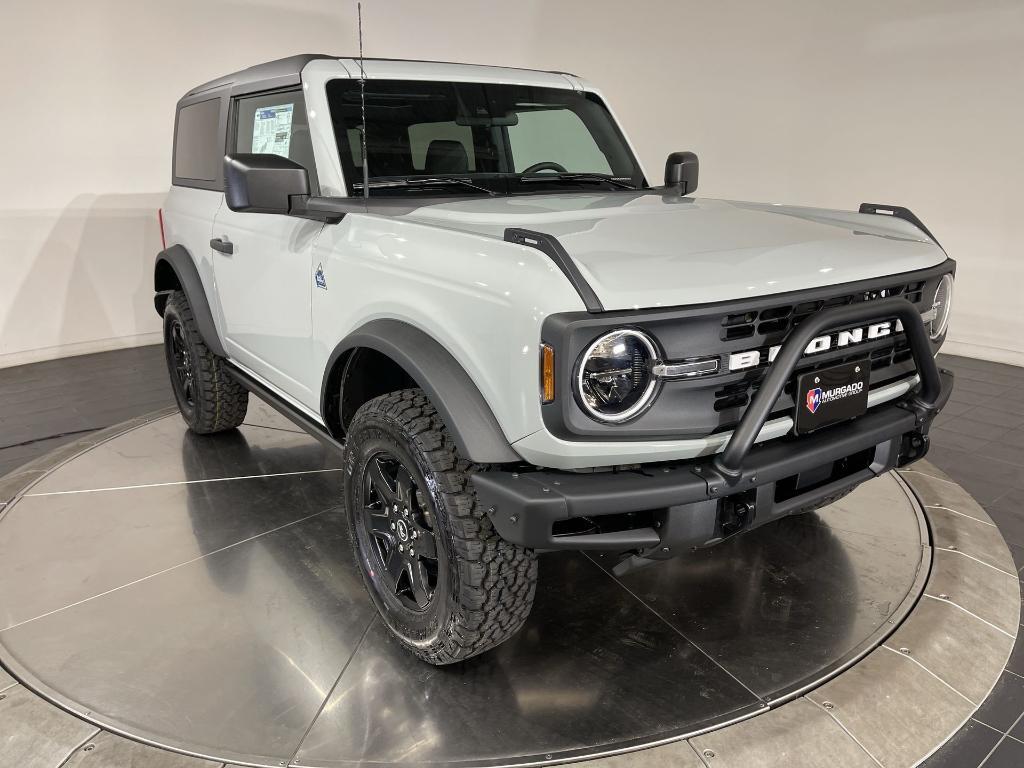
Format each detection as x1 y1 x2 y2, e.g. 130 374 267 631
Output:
252 104 294 157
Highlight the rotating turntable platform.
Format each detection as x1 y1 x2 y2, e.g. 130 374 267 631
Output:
0 401 1015 768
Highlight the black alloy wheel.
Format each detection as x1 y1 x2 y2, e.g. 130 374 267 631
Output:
360 452 440 611
344 389 538 664
168 318 196 409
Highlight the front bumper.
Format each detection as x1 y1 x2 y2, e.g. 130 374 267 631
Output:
473 295 953 570
473 369 951 564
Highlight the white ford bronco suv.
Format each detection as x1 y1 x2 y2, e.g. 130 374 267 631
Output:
155 55 955 664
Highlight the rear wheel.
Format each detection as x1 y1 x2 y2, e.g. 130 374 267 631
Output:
344 389 537 664
162 290 248 434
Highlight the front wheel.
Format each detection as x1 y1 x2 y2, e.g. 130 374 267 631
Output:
344 389 537 664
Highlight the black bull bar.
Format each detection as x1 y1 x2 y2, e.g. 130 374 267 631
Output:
713 296 943 476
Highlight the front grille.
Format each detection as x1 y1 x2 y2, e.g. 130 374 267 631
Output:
712 282 925 415
720 281 926 342
541 261 951 442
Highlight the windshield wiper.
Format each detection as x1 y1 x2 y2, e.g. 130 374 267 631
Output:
518 173 637 190
353 177 496 196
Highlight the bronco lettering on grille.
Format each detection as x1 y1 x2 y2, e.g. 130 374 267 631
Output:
728 321 899 372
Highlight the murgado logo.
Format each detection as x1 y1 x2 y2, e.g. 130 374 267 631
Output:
729 321 899 372
806 387 823 414
805 381 864 414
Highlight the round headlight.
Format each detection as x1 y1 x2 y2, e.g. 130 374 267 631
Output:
929 274 954 340
576 329 658 423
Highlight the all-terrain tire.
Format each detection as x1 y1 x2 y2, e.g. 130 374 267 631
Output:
344 388 538 664
162 290 248 434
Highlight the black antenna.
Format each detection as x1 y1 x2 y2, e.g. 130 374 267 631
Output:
357 2 369 199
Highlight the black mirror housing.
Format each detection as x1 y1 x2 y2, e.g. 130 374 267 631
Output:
664 151 699 195
224 153 310 214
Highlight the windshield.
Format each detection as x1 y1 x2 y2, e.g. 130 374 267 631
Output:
326 78 646 197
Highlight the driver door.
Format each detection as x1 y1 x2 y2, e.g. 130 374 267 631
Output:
212 88 323 408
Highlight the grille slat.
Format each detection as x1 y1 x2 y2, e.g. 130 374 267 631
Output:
718 282 920 342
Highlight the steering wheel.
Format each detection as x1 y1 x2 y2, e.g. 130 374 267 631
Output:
521 161 568 174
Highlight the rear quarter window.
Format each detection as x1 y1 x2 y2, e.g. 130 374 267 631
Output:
174 98 223 186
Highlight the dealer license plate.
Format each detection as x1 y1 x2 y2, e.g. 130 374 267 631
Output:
794 359 870 434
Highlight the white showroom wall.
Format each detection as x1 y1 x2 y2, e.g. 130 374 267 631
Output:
1 0 1022 367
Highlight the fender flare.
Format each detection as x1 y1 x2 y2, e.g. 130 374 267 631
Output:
324 319 521 464
153 245 227 358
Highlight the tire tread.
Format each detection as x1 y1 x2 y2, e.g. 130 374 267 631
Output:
350 389 537 664
164 291 248 434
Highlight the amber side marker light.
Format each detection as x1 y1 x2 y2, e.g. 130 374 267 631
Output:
541 344 556 403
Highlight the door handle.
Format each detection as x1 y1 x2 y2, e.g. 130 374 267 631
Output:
210 237 234 255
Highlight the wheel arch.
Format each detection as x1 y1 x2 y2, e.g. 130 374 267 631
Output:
322 319 521 464
154 245 227 358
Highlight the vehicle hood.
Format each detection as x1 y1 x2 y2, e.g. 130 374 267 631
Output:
399 192 947 311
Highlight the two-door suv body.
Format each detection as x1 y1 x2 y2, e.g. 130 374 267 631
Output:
155 55 955 664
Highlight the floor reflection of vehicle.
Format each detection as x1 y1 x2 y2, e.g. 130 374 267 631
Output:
295 477 924 766
177 429 918 764
180 428 344 589
177 428 381 758
600 476 925 696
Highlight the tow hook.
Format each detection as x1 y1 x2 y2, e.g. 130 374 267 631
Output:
899 429 930 465
719 493 755 538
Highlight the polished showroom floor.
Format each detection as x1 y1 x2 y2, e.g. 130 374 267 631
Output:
1 346 1023 767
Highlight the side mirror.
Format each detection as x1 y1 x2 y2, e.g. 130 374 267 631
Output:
224 153 310 214
664 151 699 195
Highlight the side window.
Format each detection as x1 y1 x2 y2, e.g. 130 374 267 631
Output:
408 122 476 172
507 109 612 174
233 90 319 192
174 98 222 185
